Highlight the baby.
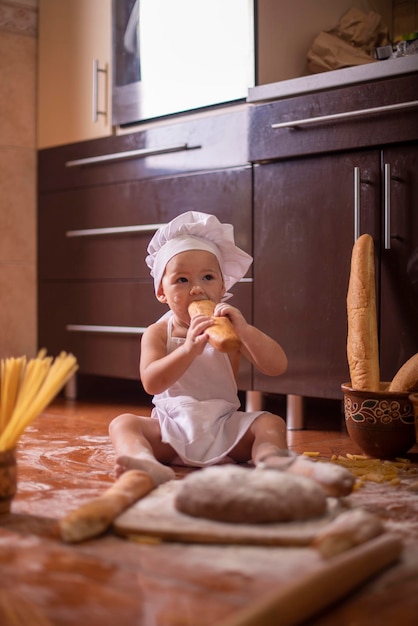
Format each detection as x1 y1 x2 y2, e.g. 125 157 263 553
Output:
109 212 353 496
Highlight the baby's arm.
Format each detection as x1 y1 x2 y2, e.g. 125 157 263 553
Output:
140 317 212 394
214 303 287 377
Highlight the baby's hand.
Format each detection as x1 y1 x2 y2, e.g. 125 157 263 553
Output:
184 315 213 355
213 303 247 334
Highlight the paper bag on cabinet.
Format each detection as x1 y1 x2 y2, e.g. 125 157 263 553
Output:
307 8 389 73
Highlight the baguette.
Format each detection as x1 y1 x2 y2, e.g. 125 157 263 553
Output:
312 508 384 558
59 469 155 542
188 299 241 353
346 234 380 391
388 353 418 392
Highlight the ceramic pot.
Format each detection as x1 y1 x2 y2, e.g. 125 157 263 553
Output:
409 393 418 444
0 448 17 514
341 383 415 458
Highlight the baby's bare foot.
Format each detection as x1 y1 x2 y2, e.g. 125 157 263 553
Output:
255 446 354 497
116 454 175 486
256 449 297 471
287 457 354 497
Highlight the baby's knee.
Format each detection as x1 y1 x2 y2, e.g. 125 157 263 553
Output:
108 412 138 436
254 412 286 433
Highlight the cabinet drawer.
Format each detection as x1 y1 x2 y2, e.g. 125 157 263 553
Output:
39 282 157 380
249 74 418 162
66 333 141 380
38 281 253 386
38 107 250 192
38 167 253 280
39 282 160 331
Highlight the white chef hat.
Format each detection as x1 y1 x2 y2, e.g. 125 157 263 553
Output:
146 211 252 294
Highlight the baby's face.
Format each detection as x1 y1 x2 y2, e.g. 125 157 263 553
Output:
158 250 225 315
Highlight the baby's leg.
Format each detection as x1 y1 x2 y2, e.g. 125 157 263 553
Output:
251 413 354 497
109 413 176 486
250 412 290 468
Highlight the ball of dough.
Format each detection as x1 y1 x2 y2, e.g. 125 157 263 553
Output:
174 465 327 524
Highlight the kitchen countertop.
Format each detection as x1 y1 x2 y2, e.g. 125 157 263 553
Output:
1 395 418 625
248 54 418 103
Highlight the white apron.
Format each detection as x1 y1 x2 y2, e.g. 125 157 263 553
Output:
151 314 263 466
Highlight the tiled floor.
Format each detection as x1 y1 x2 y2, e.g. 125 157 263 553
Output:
1 382 418 625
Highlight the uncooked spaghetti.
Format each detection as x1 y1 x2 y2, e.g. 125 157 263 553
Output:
0 350 78 451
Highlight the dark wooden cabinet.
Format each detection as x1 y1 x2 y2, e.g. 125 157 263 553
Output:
38 167 253 282
379 143 418 381
38 72 418 404
253 150 378 399
249 74 418 163
38 107 253 388
250 73 418 400
252 144 418 399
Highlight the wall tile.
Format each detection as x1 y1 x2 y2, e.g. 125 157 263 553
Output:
0 146 36 263
0 1 37 38
0 3 37 358
0 262 37 359
0 30 36 147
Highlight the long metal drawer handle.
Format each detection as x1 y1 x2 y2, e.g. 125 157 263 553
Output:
353 166 361 242
65 143 201 168
92 59 108 123
384 163 391 250
66 223 165 238
271 100 418 130
66 324 146 335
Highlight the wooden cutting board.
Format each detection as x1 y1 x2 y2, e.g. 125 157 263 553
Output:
113 479 343 545
113 481 403 625
215 534 403 626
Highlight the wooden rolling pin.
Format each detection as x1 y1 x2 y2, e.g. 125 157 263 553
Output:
215 534 402 626
59 469 155 543
188 299 241 353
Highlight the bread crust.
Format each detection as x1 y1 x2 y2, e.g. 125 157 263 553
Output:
174 466 327 523
388 353 418 392
59 470 154 542
188 299 241 353
313 509 384 558
347 234 380 391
